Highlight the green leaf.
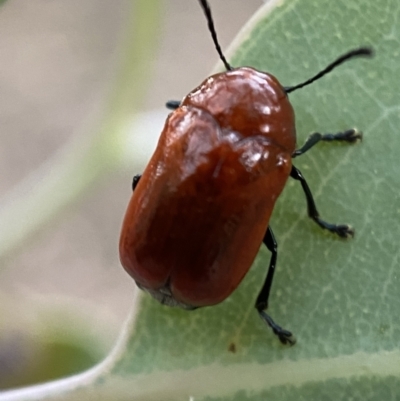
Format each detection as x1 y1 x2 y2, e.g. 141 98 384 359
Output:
2 0 399 399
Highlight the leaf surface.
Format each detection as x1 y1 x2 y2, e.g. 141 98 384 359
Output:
2 0 399 399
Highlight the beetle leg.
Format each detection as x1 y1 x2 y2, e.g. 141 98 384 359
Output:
256 226 296 346
165 100 181 110
290 165 354 238
132 174 142 191
292 129 362 158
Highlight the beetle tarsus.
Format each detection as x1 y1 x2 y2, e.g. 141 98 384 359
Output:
321 128 362 143
331 224 355 238
314 218 355 238
290 166 356 239
258 310 296 346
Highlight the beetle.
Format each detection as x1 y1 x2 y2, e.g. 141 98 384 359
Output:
119 0 373 345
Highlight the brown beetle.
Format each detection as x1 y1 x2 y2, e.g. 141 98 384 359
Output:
120 0 373 344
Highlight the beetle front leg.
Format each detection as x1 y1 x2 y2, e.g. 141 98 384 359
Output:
165 100 181 110
290 165 354 238
132 174 141 191
256 226 296 346
292 129 362 158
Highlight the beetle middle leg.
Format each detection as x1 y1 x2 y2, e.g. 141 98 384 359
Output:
256 226 296 346
292 129 362 158
290 165 354 238
132 174 141 191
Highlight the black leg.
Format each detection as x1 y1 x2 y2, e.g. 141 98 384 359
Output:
256 226 296 346
292 129 362 158
290 165 354 238
132 174 141 191
165 100 181 110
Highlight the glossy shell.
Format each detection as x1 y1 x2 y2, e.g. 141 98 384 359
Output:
119 67 296 308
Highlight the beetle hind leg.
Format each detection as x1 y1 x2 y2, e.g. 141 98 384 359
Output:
258 310 295 345
290 165 354 238
255 226 296 346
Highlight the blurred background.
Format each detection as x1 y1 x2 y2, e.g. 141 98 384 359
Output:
0 0 262 389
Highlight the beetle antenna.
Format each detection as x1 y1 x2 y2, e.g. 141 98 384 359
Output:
198 0 233 71
284 47 374 94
